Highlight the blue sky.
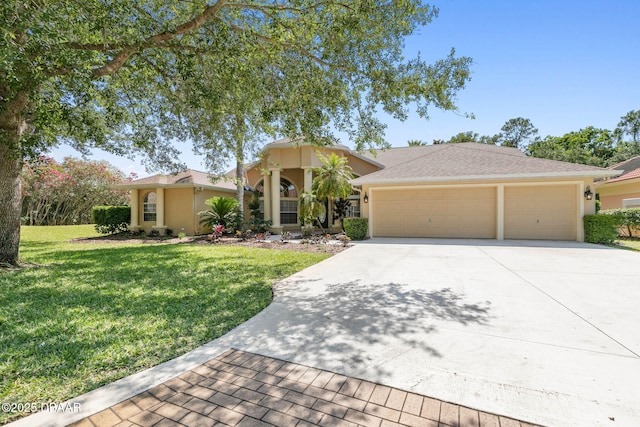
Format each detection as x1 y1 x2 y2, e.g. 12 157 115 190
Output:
49 0 640 176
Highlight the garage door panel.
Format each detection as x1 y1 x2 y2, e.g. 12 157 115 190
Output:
372 187 496 238
504 185 577 240
401 200 418 212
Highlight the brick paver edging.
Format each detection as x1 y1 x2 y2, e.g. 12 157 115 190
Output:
68 348 542 427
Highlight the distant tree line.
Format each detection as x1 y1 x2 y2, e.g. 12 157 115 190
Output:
421 110 640 167
21 157 132 225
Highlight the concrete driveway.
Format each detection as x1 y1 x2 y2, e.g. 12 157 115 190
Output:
16 238 640 427
211 238 640 427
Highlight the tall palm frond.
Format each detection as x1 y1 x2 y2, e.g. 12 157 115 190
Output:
312 153 354 201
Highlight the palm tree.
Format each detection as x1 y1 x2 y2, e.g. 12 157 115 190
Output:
298 191 327 233
198 196 239 230
313 153 354 199
407 139 427 146
312 153 355 228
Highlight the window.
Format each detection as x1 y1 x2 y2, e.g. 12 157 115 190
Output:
278 178 298 198
143 192 157 222
280 200 298 224
254 177 299 224
254 177 298 198
346 195 361 218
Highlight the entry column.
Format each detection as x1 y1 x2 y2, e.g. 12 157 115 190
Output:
270 169 282 234
152 187 167 235
129 188 142 232
262 170 272 222
303 167 313 193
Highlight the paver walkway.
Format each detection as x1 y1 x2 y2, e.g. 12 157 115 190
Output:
68 349 540 427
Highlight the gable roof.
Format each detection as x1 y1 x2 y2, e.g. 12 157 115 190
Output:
120 169 237 192
352 143 619 185
603 155 640 184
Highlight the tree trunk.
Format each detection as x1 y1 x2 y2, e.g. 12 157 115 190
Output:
236 152 244 222
0 91 30 266
0 143 23 266
234 117 245 221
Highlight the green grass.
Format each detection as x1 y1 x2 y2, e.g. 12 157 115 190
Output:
0 226 328 424
616 237 640 251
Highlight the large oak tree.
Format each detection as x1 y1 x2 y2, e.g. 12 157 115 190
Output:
1 1 472 265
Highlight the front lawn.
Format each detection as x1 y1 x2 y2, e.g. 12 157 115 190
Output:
616 237 640 251
0 225 329 424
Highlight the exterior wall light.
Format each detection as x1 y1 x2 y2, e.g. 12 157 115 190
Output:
363 192 369 203
584 186 593 200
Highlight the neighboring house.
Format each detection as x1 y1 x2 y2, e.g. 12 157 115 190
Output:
595 156 640 210
123 140 619 241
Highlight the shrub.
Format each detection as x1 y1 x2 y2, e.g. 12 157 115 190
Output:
245 217 272 233
198 197 239 230
92 206 130 235
584 213 623 244
601 208 640 237
208 224 225 242
343 217 368 240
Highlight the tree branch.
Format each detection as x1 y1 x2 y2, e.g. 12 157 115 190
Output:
91 0 229 77
227 23 337 69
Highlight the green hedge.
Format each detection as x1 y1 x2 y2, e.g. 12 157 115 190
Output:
584 213 623 244
343 217 368 240
601 208 640 237
92 206 130 235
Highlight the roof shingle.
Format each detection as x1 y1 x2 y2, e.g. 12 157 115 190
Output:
122 169 237 191
353 143 615 185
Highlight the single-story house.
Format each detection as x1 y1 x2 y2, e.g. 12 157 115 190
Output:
595 155 640 210
122 140 619 242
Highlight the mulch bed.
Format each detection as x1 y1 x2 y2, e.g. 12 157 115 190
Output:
71 234 350 254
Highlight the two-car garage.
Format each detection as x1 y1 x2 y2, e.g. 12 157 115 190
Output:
371 187 497 239
369 183 579 241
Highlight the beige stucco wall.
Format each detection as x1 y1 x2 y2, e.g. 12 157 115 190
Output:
597 179 640 210
165 188 196 235
246 168 263 189
255 146 382 178
345 154 382 177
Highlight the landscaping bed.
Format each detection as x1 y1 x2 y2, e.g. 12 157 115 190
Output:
71 232 351 255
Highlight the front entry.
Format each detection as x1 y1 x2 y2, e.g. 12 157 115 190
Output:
319 199 329 229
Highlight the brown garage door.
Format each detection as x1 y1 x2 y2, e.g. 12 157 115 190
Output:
504 185 577 240
372 187 496 238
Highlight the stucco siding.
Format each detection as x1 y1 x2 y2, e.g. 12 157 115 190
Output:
164 188 195 235
597 180 640 210
346 154 382 177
